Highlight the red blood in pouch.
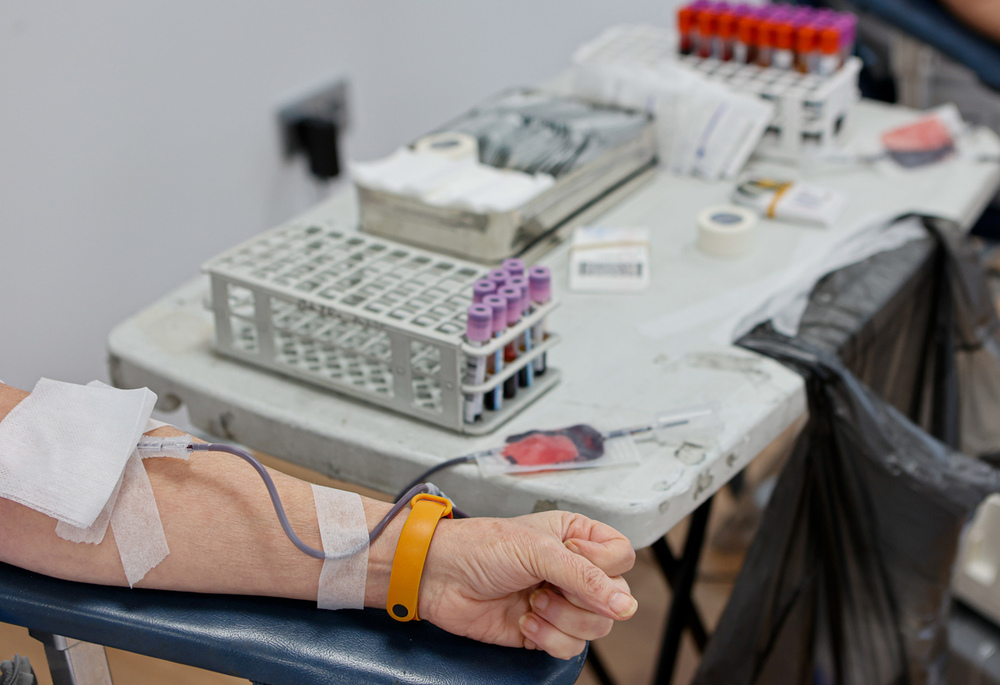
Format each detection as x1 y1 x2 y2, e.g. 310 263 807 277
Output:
502 424 605 467
503 434 579 466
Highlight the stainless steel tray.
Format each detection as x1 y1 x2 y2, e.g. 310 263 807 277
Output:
357 91 658 264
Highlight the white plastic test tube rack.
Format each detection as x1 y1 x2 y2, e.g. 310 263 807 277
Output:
678 53 862 159
202 215 560 434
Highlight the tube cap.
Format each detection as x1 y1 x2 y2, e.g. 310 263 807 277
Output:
529 266 551 304
483 295 507 336
466 304 493 342
487 269 508 288
472 279 495 304
698 9 716 36
737 16 757 44
678 6 695 32
775 22 794 50
499 286 522 326
796 25 817 53
756 19 775 47
820 27 839 55
502 258 525 278
717 12 736 39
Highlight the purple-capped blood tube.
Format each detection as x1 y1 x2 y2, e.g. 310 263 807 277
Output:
464 304 492 423
487 269 508 290
502 258 526 279
834 13 856 59
509 275 533 388
483 294 507 411
472 278 495 305
529 266 551 376
499 286 522 400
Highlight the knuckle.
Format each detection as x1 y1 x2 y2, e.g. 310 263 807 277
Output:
581 564 607 596
623 545 637 567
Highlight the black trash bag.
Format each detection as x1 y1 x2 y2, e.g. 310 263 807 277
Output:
921 216 1000 458
693 333 1000 685
0 655 35 685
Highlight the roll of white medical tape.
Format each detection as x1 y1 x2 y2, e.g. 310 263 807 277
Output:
696 205 758 258
413 131 479 162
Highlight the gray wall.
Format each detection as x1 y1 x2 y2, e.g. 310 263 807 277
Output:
0 1 678 390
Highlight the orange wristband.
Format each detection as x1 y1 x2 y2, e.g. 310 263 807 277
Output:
386 493 453 622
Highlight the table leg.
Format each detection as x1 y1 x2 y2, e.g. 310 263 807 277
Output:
585 644 616 685
654 497 714 685
650 538 709 651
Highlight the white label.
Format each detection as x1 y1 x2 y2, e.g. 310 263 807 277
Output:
569 226 650 292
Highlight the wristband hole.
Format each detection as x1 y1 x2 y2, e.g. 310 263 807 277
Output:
392 603 410 619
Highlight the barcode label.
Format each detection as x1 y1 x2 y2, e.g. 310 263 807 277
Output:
578 262 644 277
569 226 650 292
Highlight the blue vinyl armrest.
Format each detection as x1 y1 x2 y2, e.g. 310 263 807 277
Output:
851 0 1000 91
0 561 584 685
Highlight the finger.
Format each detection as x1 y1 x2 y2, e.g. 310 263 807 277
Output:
550 576 631 614
529 587 614 641
536 545 638 621
519 612 587 660
564 537 635 577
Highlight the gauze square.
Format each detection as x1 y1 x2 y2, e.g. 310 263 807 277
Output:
0 378 156 528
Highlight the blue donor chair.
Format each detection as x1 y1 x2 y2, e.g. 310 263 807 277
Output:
0 560 584 685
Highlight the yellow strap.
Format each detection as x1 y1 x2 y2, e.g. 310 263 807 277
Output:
386 494 453 622
766 181 794 218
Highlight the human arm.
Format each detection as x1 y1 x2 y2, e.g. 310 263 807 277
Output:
940 0 1000 42
0 382 636 659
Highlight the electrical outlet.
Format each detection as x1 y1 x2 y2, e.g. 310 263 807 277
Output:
278 76 349 179
279 77 349 153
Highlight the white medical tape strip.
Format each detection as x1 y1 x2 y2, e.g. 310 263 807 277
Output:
111 451 170 587
312 484 369 610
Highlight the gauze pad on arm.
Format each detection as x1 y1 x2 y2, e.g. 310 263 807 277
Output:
0 378 156 528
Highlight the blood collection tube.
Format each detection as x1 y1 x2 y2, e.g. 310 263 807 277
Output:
472 278 495 304
817 26 841 76
463 304 492 423
716 11 736 61
509 275 533 388
734 15 757 64
697 8 717 59
835 14 857 60
499 286 522 400
483 294 507 411
772 21 795 70
502 257 525 279
755 16 774 67
795 25 817 73
678 5 696 55
529 266 550 377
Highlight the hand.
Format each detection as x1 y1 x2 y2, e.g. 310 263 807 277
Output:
418 511 637 659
